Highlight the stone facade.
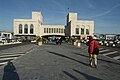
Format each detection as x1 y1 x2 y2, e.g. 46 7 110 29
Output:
14 12 94 40
14 12 42 36
66 13 94 39
41 25 65 36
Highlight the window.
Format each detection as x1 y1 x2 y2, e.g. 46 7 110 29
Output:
64 29 65 33
54 28 58 33
52 28 53 33
44 28 46 33
81 28 84 34
54 28 56 33
61 29 63 33
81 25 85 35
86 26 90 34
56 28 58 33
49 28 50 33
30 24 34 34
59 28 61 33
76 28 79 34
86 29 89 34
50 28 52 33
47 28 48 33
24 24 28 34
19 24 22 34
49 28 52 33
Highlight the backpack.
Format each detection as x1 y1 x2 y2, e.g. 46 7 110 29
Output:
94 40 99 55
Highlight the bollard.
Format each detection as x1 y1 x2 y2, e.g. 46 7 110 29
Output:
77 42 81 47
113 44 115 47
38 42 42 45
73 42 77 46
106 43 109 46
101 43 103 45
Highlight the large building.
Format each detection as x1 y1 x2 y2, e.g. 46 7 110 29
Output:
66 13 94 39
14 12 94 40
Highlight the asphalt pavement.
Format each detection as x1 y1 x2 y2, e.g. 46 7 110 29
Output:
0 42 120 80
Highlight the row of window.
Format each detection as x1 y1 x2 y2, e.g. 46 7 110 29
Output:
76 28 89 35
18 24 89 35
44 28 64 33
19 24 34 34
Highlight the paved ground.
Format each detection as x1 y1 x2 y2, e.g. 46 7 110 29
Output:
0 43 36 66
0 43 120 80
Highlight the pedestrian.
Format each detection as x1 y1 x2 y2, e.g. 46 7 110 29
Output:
59 38 62 45
56 38 59 45
86 36 99 68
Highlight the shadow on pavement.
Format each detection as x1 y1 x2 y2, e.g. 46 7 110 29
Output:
63 71 79 80
72 69 103 80
44 43 56 45
72 52 120 65
2 61 20 80
48 51 89 67
72 52 89 58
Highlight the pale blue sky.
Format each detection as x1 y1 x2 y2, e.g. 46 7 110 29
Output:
0 0 120 34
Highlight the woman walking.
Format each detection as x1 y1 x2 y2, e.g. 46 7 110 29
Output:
86 36 99 68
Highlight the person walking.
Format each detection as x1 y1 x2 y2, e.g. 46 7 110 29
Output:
86 36 99 68
59 38 62 45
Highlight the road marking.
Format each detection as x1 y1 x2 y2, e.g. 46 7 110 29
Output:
99 48 104 50
0 62 8 65
1 52 25 54
0 57 18 61
0 52 25 66
103 51 118 56
99 49 110 53
113 56 120 60
0 54 23 58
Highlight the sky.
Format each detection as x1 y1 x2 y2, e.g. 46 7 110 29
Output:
0 0 120 34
